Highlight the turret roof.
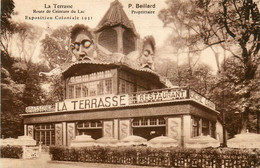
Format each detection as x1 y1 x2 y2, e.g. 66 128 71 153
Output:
95 0 136 34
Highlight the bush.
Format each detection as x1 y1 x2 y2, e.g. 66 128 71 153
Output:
1 145 23 158
49 146 260 167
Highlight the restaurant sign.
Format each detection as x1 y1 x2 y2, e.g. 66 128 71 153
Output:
55 94 129 112
189 90 215 110
135 88 188 104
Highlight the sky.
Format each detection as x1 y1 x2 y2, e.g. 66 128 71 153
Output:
12 0 220 72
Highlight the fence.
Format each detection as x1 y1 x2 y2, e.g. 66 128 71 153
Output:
22 145 41 159
49 146 260 167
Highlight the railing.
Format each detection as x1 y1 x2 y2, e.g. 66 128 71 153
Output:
22 145 41 159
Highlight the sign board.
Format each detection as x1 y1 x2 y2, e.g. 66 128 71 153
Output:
25 105 54 113
25 88 216 114
189 90 216 110
135 88 188 104
55 94 128 112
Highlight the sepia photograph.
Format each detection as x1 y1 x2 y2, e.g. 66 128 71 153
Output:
1 0 260 167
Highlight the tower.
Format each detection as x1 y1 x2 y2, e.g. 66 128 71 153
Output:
95 0 139 55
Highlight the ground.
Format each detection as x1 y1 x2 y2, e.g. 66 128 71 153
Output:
0 152 160 168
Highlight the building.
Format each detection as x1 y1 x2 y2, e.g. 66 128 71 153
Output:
21 0 220 148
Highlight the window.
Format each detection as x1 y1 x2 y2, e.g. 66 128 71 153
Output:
77 120 102 140
133 119 139 126
202 119 209 136
67 78 112 98
35 123 55 146
192 117 199 137
77 121 102 129
119 79 135 94
150 118 157 125
141 119 148 125
82 84 88 97
118 71 136 94
78 122 83 128
191 116 215 138
210 121 216 138
132 118 166 127
68 86 74 99
120 80 126 93
75 84 81 98
132 117 166 140
97 81 104 95
158 118 166 125
105 79 112 94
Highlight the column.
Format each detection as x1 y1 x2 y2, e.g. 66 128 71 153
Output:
114 27 124 53
67 123 75 146
199 118 202 135
167 117 182 146
27 125 34 138
62 122 67 146
113 119 119 139
183 115 191 147
55 123 63 146
103 120 113 138
24 124 27 136
119 119 131 140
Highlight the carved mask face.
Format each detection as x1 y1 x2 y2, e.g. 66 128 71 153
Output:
70 33 95 61
140 43 154 69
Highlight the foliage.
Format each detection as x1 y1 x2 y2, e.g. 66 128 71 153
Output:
1 5 51 137
1 0 15 35
1 19 69 137
40 26 72 67
154 58 178 82
1 50 48 138
13 22 43 63
1 51 25 138
22 63 49 106
0 145 23 158
38 26 72 103
210 56 260 135
49 146 260 167
1 21 43 64
155 59 215 97
159 0 260 134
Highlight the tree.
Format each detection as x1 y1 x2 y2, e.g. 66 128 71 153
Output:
39 26 72 103
1 0 15 58
1 51 25 138
154 58 178 83
1 0 15 35
14 22 43 63
1 10 49 137
155 56 215 96
159 0 260 133
1 51 49 138
40 26 72 68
